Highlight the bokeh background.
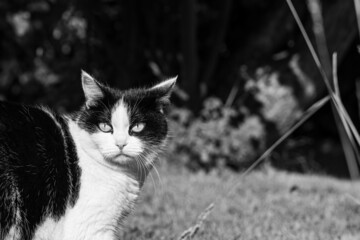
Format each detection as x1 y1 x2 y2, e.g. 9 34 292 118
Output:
1 0 360 180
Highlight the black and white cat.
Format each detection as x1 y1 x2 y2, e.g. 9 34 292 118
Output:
0 70 176 240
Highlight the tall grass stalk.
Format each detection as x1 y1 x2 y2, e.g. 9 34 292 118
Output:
178 203 214 240
332 53 340 97
286 0 360 147
228 95 330 188
332 53 360 178
353 0 360 40
287 0 360 179
306 0 332 78
308 0 360 179
356 80 360 121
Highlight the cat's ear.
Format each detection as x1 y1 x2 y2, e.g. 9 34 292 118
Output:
81 70 104 108
150 76 177 104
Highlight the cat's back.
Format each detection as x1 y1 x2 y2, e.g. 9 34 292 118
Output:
0 101 58 136
0 101 65 162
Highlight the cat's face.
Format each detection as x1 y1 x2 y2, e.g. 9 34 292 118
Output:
76 71 176 168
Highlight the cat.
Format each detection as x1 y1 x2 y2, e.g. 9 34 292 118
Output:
0 70 176 240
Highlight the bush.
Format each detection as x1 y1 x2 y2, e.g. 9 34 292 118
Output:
167 67 304 172
168 97 266 171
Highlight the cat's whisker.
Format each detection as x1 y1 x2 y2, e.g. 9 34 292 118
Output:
137 155 158 194
138 158 147 184
139 152 163 191
133 156 143 183
136 156 154 190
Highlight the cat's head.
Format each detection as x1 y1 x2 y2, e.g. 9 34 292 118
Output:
75 70 176 170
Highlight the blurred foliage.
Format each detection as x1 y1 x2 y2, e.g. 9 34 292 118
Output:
0 0 306 111
169 99 265 171
0 0 358 176
0 0 88 111
168 67 303 171
244 67 302 132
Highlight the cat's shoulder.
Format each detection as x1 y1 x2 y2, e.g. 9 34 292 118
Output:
0 100 65 131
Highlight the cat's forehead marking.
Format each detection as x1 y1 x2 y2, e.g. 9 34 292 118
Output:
111 100 129 130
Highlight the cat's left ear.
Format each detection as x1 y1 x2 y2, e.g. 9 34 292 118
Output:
150 76 177 104
81 70 104 108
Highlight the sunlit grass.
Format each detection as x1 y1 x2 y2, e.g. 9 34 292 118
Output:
120 163 360 239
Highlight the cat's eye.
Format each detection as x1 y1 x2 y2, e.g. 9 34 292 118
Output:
98 123 113 133
131 123 145 133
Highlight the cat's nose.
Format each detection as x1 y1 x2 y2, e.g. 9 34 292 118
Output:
116 142 127 150
115 134 128 150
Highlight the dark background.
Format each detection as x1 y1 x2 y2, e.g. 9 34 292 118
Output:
1 0 360 178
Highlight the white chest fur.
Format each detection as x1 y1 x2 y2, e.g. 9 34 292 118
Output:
58 155 140 240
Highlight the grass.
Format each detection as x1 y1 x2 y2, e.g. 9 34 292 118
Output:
119 162 360 240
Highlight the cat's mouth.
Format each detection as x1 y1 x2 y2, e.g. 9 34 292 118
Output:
115 153 132 160
103 152 134 166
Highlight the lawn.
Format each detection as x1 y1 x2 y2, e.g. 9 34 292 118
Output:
119 162 360 240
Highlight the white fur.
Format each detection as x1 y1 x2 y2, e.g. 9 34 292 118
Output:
33 217 59 240
5 225 20 240
32 101 145 240
150 77 177 90
52 134 139 240
4 185 21 240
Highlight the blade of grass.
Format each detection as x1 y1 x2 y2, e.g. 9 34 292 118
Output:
287 0 360 148
332 53 360 178
286 1 346 106
240 95 330 178
334 99 360 148
332 53 340 96
178 203 214 240
286 0 333 93
286 0 345 119
336 110 360 178
316 0 360 177
353 0 360 40
288 0 360 178
216 96 331 206
225 81 239 107
356 79 360 121
346 193 360 205
307 0 332 78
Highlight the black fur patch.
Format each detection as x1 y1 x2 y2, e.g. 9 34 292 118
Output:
76 86 170 149
0 102 80 240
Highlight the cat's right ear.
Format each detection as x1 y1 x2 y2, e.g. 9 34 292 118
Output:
81 70 104 108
